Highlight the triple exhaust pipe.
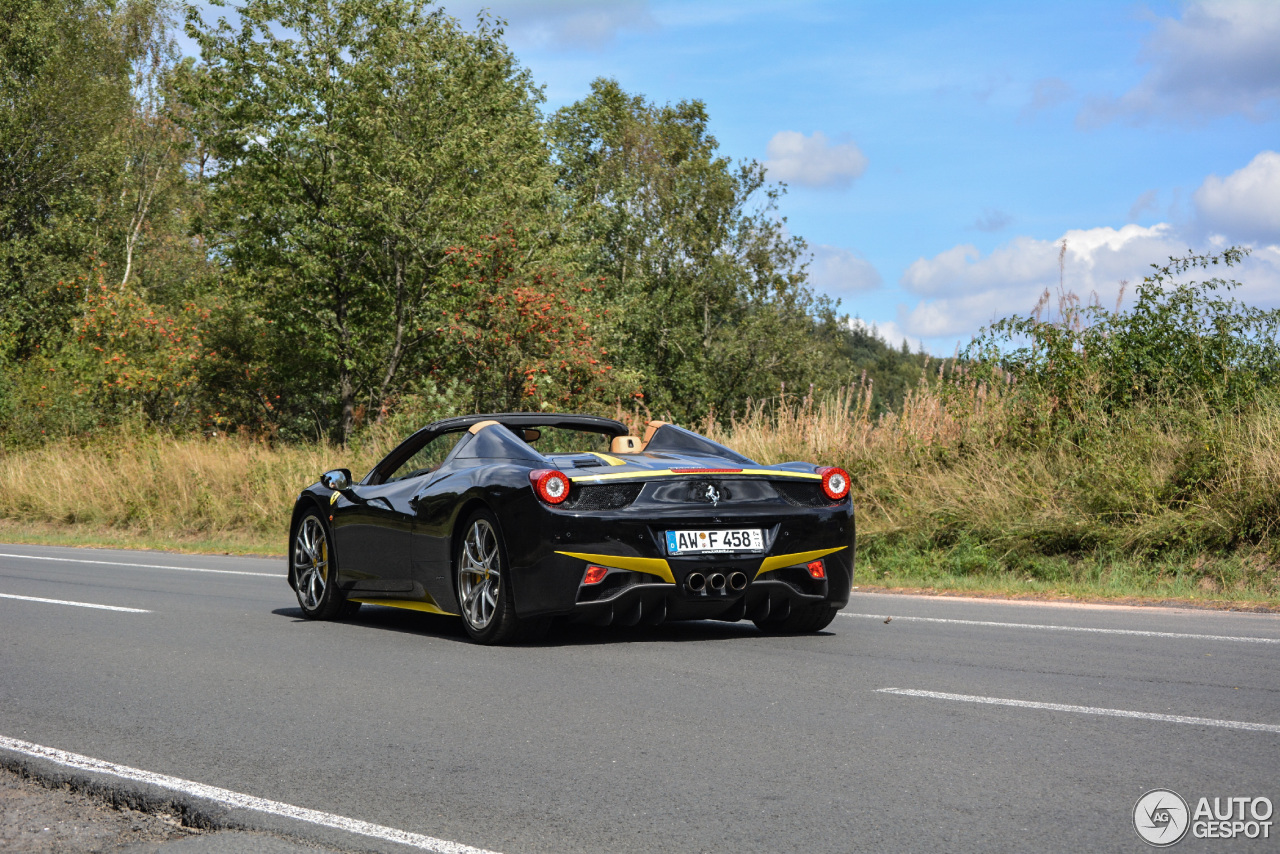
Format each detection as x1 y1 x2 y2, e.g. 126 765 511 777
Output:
685 571 748 594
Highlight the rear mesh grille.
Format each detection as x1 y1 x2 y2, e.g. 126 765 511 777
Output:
563 482 643 511
774 482 839 507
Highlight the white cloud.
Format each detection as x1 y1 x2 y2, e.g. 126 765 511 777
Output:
898 224 1188 338
1194 150 1280 241
808 244 882 300
896 207 1280 343
764 131 868 189
441 1 656 50
1079 0 1280 126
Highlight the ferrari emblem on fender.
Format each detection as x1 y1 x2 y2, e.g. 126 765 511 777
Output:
329 491 340 505
705 484 720 506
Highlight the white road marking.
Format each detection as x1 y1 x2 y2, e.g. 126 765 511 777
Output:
0 552 277 578
0 593 149 613
878 688 1280 733
0 734 502 854
840 611 1280 644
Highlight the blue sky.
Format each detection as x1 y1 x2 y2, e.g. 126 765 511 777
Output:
188 1 1280 353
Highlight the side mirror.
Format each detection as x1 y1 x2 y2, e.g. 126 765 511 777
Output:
321 469 352 491
522 428 541 443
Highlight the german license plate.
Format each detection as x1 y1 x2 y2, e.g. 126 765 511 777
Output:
665 529 763 555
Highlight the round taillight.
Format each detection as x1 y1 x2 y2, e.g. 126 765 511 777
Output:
818 466 850 500
530 469 570 504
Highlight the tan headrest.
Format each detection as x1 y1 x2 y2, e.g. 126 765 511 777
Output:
468 419 500 434
641 420 668 445
610 435 642 454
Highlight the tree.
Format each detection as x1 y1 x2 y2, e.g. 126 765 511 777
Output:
548 79 845 420
435 229 618 413
0 0 147 361
178 0 555 442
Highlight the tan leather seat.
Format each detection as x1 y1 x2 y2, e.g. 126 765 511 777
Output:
610 435 642 454
641 420 668 446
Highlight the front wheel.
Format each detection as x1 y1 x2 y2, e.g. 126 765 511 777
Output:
292 510 348 620
454 510 548 645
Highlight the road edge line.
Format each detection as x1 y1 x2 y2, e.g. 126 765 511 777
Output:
877 688 1280 733
838 611 1280 644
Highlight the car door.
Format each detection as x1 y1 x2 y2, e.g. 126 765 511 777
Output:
407 461 469 608
333 431 463 593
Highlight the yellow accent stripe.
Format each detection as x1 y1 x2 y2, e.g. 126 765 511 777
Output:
555 551 675 585
755 546 847 577
569 468 823 484
589 452 627 466
349 598 457 617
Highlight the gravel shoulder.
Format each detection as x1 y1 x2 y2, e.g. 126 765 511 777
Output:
0 764 202 852
0 765 347 853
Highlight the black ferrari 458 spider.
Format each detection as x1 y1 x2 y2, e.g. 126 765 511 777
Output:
288 413 854 644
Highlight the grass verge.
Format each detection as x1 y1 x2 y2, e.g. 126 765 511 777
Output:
856 541 1280 611
0 519 280 556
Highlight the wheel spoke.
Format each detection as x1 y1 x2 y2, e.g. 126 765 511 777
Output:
458 519 503 631
300 523 316 560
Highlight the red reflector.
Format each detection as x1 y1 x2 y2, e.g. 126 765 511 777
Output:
671 468 742 473
583 565 608 585
806 560 826 580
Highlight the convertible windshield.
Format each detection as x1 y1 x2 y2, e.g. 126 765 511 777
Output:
384 430 465 482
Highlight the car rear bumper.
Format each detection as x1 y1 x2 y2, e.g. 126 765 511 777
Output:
503 501 855 619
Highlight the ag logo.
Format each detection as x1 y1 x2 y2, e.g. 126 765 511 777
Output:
1134 789 1190 846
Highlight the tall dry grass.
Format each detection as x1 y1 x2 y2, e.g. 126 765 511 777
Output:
2 378 1278 597
707 378 1280 581
0 431 394 548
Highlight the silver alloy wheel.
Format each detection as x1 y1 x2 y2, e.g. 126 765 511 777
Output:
293 516 329 610
458 518 501 630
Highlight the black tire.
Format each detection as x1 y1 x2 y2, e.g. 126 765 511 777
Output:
291 509 348 620
753 603 839 635
454 509 549 645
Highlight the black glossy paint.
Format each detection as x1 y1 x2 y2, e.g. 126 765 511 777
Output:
288 412 854 625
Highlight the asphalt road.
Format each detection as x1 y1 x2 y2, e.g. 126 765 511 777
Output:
1 543 1277 854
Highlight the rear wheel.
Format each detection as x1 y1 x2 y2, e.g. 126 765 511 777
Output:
753 602 839 635
292 510 347 620
455 510 549 645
